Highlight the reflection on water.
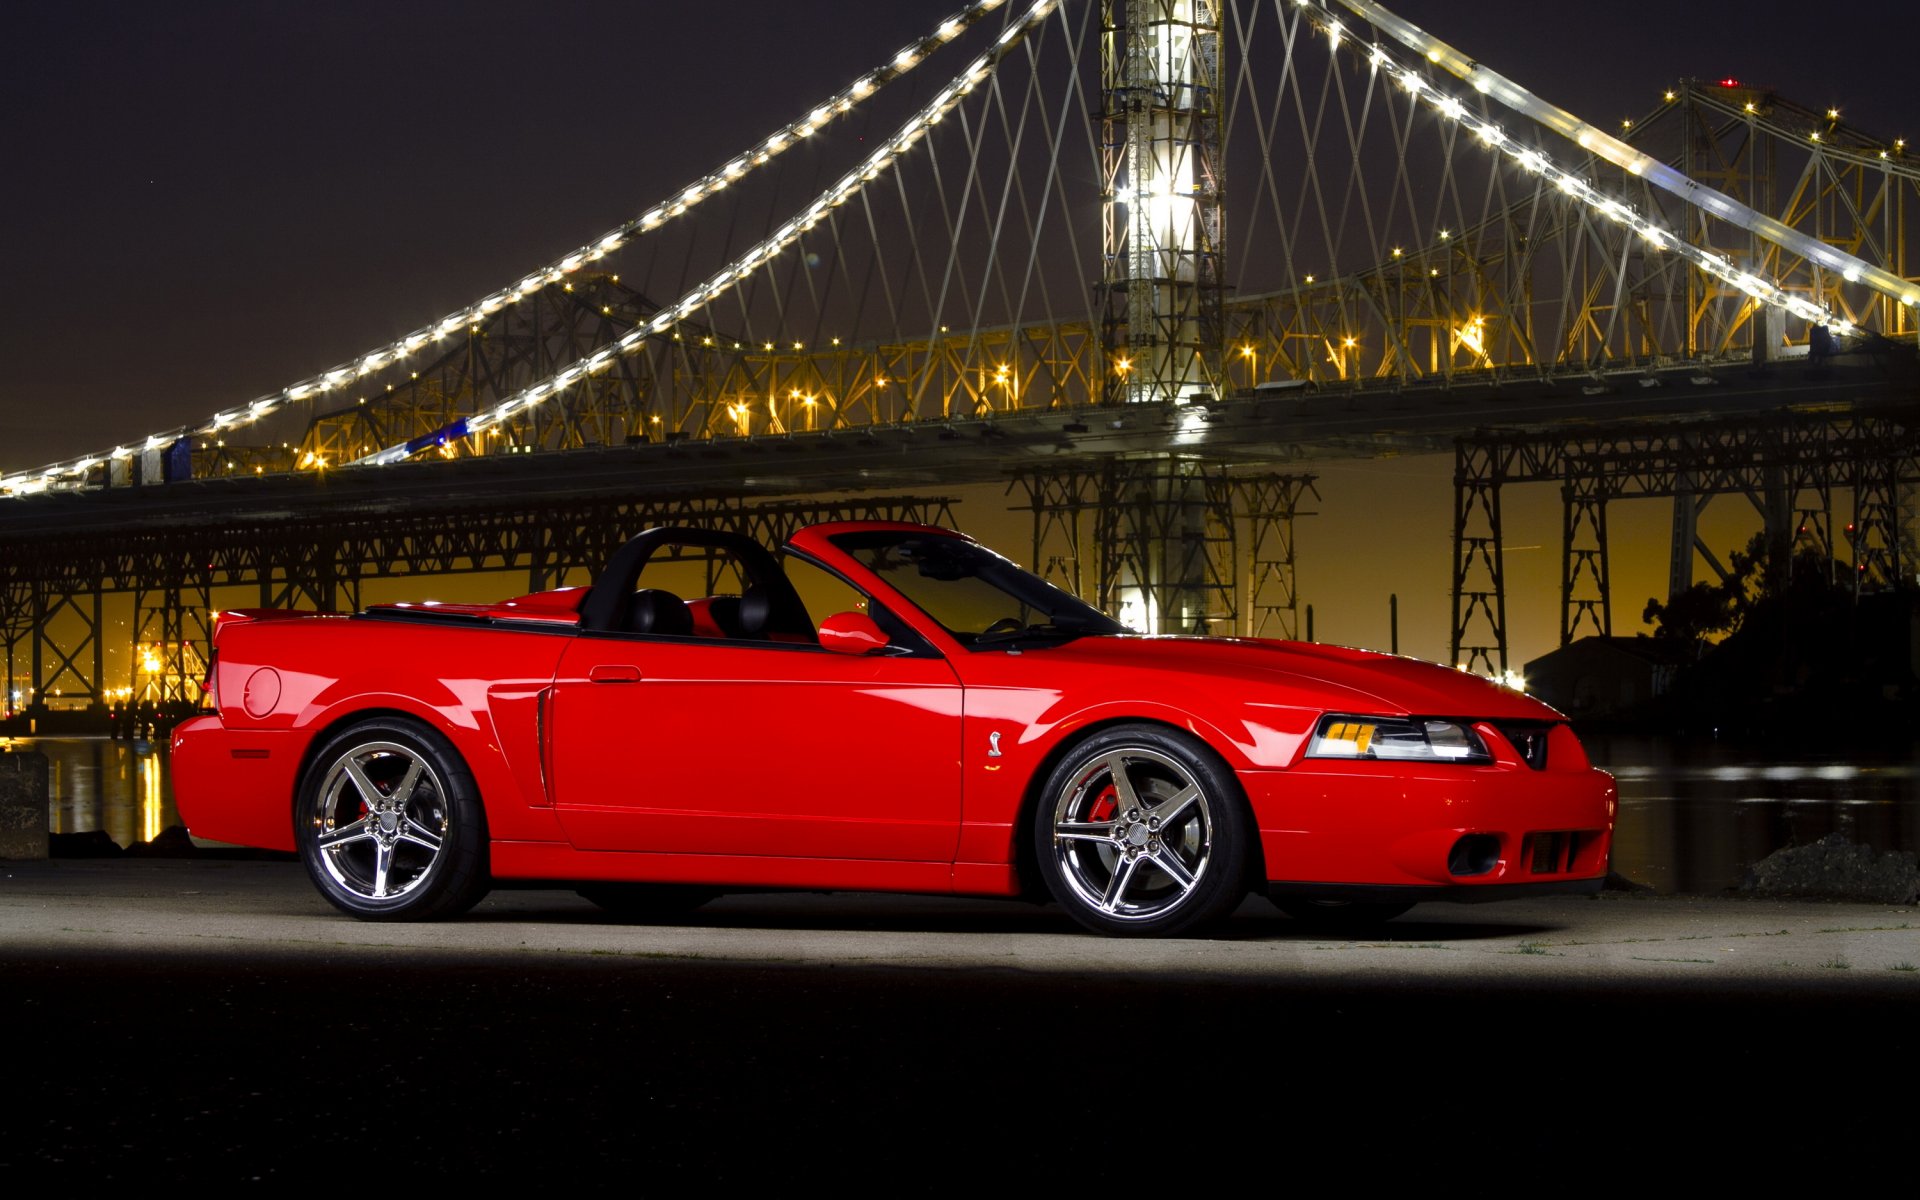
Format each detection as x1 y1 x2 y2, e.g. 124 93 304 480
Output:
1 735 1914 894
0 736 177 849
1585 735 1920 894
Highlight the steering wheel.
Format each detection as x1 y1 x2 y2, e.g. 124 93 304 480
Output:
979 617 1024 637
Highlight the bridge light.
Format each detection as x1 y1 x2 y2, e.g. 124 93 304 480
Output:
1664 90 1676 102
1304 274 1314 284
1827 108 1840 120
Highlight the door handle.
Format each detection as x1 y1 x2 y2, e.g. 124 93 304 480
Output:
588 664 643 684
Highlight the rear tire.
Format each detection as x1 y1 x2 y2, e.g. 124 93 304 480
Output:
296 718 491 921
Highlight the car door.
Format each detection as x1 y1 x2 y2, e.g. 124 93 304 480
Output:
548 633 964 862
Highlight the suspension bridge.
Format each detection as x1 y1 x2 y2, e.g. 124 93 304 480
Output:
3 0 1916 720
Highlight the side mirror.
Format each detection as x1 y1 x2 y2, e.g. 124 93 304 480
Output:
817 611 890 655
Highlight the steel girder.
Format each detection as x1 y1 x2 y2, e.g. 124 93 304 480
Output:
1014 459 1315 638
1452 412 1920 669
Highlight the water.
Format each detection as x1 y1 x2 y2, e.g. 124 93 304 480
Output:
1586 734 1920 894
1 736 178 849
4 734 1915 894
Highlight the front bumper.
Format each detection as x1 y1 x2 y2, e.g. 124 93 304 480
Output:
1241 753 1617 892
1267 877 1604 904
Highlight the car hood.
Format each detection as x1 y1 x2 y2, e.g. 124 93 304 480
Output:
1022 635 1562 720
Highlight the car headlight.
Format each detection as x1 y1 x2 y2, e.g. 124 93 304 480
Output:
1306 714 1492 764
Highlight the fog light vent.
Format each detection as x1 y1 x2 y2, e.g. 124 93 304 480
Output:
1448 834 1500 877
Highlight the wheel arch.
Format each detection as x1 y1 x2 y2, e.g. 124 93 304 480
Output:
1010 715 1267 900
290 705 468 825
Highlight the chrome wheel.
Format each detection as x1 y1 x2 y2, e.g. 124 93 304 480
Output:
311 740 449 902
297 719 490 921
1036 726 1250 936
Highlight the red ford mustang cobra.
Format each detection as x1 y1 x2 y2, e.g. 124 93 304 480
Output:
173 521 1615 936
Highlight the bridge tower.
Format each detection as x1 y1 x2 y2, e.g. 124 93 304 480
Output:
1100 0 1228 633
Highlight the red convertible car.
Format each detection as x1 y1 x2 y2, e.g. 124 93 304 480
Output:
173 521 1615 936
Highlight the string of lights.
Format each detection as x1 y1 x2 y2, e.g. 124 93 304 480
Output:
355 0 1061 466
1320 0 1920 317
0 0 1025 496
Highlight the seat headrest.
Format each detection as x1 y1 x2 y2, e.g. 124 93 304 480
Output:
736 589 773 636
624 588 692 636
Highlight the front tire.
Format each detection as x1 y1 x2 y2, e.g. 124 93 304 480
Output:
296 718 491 921
1033 724 1250 937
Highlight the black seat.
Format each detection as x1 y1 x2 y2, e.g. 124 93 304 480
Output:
623 588 692 636
707 589 773 639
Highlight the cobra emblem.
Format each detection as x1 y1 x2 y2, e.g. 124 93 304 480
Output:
988 730 1003 758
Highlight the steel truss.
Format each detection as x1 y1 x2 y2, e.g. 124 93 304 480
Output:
1452 412 1920 671
0 494 956 714
1013 459 1316 637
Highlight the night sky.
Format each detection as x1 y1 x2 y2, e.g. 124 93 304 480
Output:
2 0 1910 663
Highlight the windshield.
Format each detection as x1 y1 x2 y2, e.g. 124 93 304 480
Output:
830 531 1128 649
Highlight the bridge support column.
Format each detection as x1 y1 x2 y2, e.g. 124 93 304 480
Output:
1015 465 1315 639
1235 473 1318 640
131 574 212 706
1850 455 1905 594
1012 469 1101 598
261 534 353 613
1096 458 1234 634
2 581 29 716
31 580 103 713
1451 440 1509 675
1560 473 1611 645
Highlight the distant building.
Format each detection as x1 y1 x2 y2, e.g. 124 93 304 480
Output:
1523 636 1692 719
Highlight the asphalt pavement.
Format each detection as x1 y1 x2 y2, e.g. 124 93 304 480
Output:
4 858 1916 1183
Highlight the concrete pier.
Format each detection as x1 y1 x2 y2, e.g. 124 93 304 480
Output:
0 752 48 860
